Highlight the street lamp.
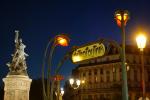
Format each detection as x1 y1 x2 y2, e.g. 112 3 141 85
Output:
136 34 146 100
114 10 130 100
53 75 64 100
69 78 81 89
42 34 70 100
60 88 64 96
55 88 64 100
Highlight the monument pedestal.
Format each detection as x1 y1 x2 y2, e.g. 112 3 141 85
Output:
3 75 32 100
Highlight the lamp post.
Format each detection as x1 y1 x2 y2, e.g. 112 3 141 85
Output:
42 34 70 100
55 88 64 100
53 75 64 100
136 34 146 100
60 88 65 96
114 10 130 100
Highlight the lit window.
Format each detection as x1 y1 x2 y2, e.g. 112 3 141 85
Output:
94 76 98 83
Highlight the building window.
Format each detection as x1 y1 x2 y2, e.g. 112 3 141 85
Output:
94 95 98 99
139 58 141 64
94 69 97 75
127 70 130 81
147 58 150 64
134 70 138 81
83 72 86 77
106 76 110 82
106 94 110 100
145 57 150 65
94 76 98 83
100 68 103 74
88 95 92 99
83 95 88 100
100 77 103 82
106 57 109 61
106 70 109 74
119 68 122 72
88 77 92 84
120 68 122 81
133 56 136 63
126 59 129 63
106 71 110 82
113 67 116 81
148 59 150 64
148 71 150 82
89 70 92 76
140 69 142 81
100 94 104 99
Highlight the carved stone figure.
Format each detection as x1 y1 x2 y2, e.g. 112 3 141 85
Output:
6 30 28 75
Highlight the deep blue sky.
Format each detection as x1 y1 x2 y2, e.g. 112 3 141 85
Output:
1 0 150 86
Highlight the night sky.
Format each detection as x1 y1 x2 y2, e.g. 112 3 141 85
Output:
1 0 150 86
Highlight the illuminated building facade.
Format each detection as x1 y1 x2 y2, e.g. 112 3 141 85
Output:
64 45 150 100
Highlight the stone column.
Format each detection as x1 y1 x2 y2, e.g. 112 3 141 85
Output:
3 75 32 100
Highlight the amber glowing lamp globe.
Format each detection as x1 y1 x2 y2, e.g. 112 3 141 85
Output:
56 34 70 46
136 34 146 51
114 10 129 27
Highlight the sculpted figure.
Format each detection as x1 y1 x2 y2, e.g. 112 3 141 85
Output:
7 30 28 75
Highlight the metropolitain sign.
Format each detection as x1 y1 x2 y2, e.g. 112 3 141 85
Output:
71 42 105 63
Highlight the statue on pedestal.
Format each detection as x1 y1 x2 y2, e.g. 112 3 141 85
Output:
6 30 28 75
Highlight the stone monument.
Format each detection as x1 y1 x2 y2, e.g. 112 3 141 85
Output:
3 30 32 100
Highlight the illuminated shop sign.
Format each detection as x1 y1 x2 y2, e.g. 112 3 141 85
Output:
72 43 105 63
